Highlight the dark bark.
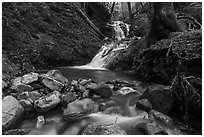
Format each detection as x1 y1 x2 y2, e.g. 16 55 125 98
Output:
127 2 134 28
146 2 181 48
110 2 115 18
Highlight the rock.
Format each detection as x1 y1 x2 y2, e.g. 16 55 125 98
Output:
78 123 127 135
2 96 24 131
63 98 98 121
29 83 43 90
36 116 45 129
116 87 139 95
82 90 90 98
10 77 34 93
71 80 78 86
74 84 86 93
87 83 113 98
41 76 64 92
61 92 77 108
3 129 31 135
34 91 61 112
79 79 92 86
137 99 152 112
141 84 174 113
19 99 34 112
18 91 42 103
46 70 68 85
21 72 39 84
149 110 173 128
135 119 168 135
2 80 8 89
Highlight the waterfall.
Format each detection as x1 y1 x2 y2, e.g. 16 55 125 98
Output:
71 21 130 70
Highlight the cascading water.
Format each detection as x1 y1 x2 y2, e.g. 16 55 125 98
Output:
72 21 131 70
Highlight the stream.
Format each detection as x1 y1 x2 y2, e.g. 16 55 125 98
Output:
17 21 189 135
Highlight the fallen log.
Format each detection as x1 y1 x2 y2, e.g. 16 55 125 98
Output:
73 3 105 39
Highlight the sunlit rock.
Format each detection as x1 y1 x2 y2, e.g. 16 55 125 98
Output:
63 98 98 121
2 96 24 131
10 77 34 93
34 91 61 112
21 72 39 84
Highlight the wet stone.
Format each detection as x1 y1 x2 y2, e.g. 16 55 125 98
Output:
61 92 77 108
21 72 39 84
2 96 24 131
10 77 34 93
63 98 98 121
137 99 152 112
46 70 69 85
34 91 61 112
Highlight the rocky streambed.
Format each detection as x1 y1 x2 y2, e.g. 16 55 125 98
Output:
2 69 201 135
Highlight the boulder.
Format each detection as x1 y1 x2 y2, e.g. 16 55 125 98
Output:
87 83 113 98
149 110 173 128
141 84 174 113
41 76 64 92
136 99 152 112
46 70 68 85
135 119 168 135
10 77 34 93
34 91 61 112
2 96 24 131
21 72 39 84
63 98 98 121
22 62 36 73
79 79 92 86
61 92 77 107
18 91 42 103
78 123 127 135
19 99 34 112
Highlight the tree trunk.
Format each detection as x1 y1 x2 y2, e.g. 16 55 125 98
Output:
127 2 134 28
110 2 115 18
146 2 181 47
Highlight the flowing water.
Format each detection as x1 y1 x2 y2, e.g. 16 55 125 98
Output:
19 21 187 135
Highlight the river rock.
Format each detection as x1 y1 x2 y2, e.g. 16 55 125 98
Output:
149 109 173 128
36 115 45 129
21 72 39 84
141 84 174 113
61 92 77 107
3 129 31 135
78 123 127 135
79 79 92 86
41 76 64 92
34 91 61 112
18 91 42 103
86 83 113 98
2 96 24 131
10 77 34 93
116 87 140 95
137 99 152 112
135 119 168 135
74 84 86 93
19 99 34 112
63 98 98 121
46 70 69 85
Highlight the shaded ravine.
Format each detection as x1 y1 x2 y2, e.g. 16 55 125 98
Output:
16 21 187 135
